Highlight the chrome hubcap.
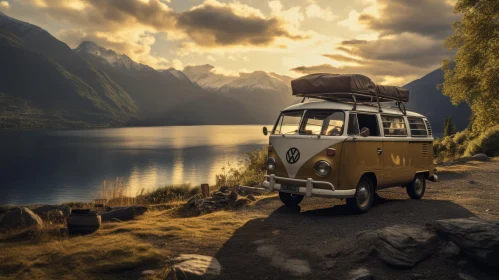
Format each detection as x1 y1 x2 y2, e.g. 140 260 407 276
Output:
414 177 424 194
357 182 371 208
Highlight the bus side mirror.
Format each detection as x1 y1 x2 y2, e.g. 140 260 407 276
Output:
263 126 268 136
360 127 370 137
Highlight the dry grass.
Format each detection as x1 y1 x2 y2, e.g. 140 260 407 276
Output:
0 196 272 280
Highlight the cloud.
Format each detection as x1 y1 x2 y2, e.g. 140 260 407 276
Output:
305 3 337 22
175 1 303 47
358 0 459 39
57 28 170 69
338 33 451 68
316 0 457 85
0 1 9 11
322 54 361 64
341 39 368 45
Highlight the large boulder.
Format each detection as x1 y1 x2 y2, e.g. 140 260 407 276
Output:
472 153 489 161
101 206 148 222
33 205 71 218
431 217 499 268
0 207 43 231
166 254 221 280
373 225 439 267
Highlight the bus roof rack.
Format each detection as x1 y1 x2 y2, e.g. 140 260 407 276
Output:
291 73 409 115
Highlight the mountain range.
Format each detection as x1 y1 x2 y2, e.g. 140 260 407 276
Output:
0 12 470 133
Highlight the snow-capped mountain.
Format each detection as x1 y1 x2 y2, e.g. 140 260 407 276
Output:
219 71 291 93
75 41 154 73
161 68 192 83
183 65 238 91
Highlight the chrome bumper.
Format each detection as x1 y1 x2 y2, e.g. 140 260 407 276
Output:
240 175 356 198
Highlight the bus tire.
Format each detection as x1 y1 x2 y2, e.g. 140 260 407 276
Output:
347 177 374 213
407 174 426 199
279 192 304 207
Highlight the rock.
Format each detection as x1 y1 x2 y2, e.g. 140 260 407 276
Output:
440 241 460 259
219 186 231 193
375 225 439 267
349 267 373 280
101 206 148 222
67 209 101 235
187 197 197 207
141 270 156 276
431 217 499 268
458 273 476 280
0 207 43 231
33 205 71 218
247 194 257 201
234 198 251 208
212 191 229 199
229 190 238 201
472 153 489 161
322 259 336 270
167 254 221 280
44 210 65 223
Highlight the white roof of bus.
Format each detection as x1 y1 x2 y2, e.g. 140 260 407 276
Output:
283 100 425 118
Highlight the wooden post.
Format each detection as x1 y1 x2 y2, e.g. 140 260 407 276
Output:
201 184 210 198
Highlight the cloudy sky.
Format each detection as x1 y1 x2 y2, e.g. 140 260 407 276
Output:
0 0 459 85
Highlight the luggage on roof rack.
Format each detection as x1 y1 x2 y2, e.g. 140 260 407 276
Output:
291 73 409 103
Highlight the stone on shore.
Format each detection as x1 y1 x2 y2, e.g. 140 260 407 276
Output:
0 207 43 231
101 206 148 222
33 205 71 218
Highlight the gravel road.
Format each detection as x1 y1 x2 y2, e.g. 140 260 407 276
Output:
215 158 499 279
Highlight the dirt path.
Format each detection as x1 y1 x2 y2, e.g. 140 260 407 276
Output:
214 158 499 279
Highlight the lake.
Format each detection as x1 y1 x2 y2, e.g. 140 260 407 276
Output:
0 125 269 205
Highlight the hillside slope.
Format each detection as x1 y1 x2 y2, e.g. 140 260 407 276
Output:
75 42 255 125
404 68 471 135
0 13 139 126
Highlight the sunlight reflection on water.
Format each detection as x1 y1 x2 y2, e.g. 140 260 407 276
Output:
0 125 269 205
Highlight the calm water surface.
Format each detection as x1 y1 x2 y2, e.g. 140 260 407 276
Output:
0 126 268 205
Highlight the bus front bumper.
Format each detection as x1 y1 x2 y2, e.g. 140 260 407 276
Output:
240 175 356 199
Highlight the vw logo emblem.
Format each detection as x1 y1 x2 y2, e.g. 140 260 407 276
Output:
286 147 300 164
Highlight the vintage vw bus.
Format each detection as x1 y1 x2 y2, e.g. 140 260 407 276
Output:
257 74 437 212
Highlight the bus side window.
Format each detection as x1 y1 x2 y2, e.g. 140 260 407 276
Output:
348 113 359 135
357 114 380 136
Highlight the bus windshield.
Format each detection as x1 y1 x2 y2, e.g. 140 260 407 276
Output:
273 110 345 136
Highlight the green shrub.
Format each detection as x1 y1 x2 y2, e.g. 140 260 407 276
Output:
138 184 199 204
217 146 268 187
464 126 499 156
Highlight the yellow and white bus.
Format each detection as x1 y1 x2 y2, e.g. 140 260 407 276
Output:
251 74 437 212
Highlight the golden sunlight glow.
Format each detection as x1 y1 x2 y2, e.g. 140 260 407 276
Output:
65 0 87 10
31 0 47 8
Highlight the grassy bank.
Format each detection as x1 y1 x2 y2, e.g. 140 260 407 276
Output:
434 126 499 163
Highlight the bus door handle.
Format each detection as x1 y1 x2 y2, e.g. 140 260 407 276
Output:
377 148 383 155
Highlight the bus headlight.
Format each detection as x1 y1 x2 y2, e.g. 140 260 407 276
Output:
267 157 276 171
314 161 331 177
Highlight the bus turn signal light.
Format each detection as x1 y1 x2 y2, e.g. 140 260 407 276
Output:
326 148 336 156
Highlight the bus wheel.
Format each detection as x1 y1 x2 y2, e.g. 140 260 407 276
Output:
279 192 304 207
347 177 374 213
407 174 426 199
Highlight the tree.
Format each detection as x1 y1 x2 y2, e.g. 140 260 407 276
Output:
444 117 456 137
441 0 499 133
